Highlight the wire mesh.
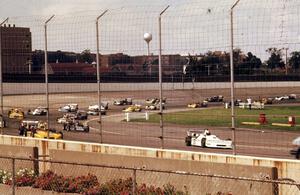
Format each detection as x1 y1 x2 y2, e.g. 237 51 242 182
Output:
0 1 300 159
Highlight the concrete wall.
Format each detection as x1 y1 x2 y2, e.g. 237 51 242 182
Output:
3 81 300 95
0 144 38 172
0 135 299 195
50 150 276 195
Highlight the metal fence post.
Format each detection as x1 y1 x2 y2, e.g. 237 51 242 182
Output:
0 18 9 135
11 158 15 195
230 0 241 155
158 5 170 149
96 10 108 144
132 169 137 195
44 15 55 139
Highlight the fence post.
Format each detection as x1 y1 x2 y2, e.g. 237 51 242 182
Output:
158 5 170 149
44 15 55 138
230 0 241 155
11 158 15 195
96 10 108 144
0 17 9 135
132 169 137 195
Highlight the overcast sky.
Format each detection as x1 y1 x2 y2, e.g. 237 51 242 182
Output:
1 0 300 60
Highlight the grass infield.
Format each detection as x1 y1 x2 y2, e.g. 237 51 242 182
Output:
135 105 300 131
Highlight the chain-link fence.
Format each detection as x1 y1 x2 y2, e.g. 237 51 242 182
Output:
0 0 300 158
0 155 299 195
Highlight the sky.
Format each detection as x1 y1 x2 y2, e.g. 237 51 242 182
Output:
1 0 300 60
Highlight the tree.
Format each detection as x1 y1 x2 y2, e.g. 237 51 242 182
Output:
265 48 285 70
237 52 262 74
289 51 300 72
78 49 93 64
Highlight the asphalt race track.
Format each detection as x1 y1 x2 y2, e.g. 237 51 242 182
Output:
3 87 300 160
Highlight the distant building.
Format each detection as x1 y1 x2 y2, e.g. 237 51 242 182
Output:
0 25 32 74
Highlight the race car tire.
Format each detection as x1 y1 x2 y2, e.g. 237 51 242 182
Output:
185 136 191 146
201 138 206 148
296 148 300 159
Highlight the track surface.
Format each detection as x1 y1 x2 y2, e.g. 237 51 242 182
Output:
3 87 300 160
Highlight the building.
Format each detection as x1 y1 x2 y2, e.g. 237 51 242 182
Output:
0 24 32 74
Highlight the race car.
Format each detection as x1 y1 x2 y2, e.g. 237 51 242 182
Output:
145 103 165 110
290 136 300 159
261 97 273 104
28 106 47 116
187 101 208 108
87 110 106 116
58 104 78 112
274 95 289 101
63 121 89 132
75 110 88 120
8 108 25 119
123 105 142 112
113 98 132 106
21 120 47 130
145 97 166 104
205 95 224 102
30 129 63 139
185 129 232 149
88 104 107 111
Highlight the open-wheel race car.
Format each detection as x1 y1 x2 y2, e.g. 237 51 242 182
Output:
63 120 89 133
58 104 78 113
27 106 47 116
123 104 142 112
185 129 232 149
290 136 300 159
113 98 132 106
187 101 208 108
8 108 25 119
205 95 224 102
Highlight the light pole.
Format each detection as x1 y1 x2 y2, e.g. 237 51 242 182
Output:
230 0 241 155
158 5 170 149
96 10 108 144
0 18 9 133
44 15 55 139
143 33 152 75
284 47 289 75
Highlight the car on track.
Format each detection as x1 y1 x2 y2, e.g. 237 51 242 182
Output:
113 98 132 106
31 129 63 139
8 108 25 119
261 97 273 104
145 103 165 110
185 129 232 149
123 104 142 112
145 97 166 105
63 121 89 132
274 95 289 101
28 106 47 116
187 101 208 108
290 136 300 159
58 104 78 112
288 94 297 99
87 110 106 116
205 95 224 102
21 120 47 130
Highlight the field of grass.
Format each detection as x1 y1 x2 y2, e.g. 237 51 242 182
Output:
135 105 300 131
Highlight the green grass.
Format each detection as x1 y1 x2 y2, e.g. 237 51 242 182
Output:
135 106 300 131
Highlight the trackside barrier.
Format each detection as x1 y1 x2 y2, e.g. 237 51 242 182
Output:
125 112 149 122
0 135 300 195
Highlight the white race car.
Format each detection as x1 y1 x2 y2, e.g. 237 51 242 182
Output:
185 129 232 149
290 137 300 159
28 106 47 116
58 104 78 112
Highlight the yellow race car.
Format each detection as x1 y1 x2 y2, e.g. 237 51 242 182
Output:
8 108 24 119
187 101 208 108
123 105 142 112
27 129 63 139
